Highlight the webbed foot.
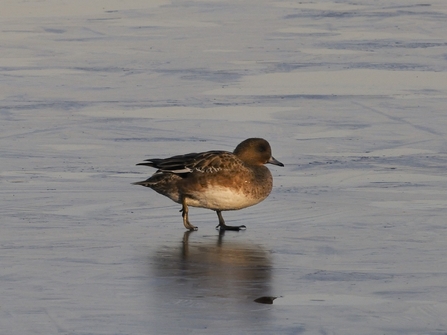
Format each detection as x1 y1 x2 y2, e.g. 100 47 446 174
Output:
215 210 246 231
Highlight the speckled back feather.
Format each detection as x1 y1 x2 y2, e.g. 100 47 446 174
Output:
137 151 243 174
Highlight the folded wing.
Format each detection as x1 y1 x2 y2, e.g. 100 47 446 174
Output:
137 151 239 174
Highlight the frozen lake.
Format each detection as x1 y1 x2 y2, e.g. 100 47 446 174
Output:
2 1 447 334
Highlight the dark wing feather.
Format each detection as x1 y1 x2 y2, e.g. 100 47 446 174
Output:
136 150 238 174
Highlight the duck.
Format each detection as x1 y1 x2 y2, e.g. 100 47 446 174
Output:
133 138 283 231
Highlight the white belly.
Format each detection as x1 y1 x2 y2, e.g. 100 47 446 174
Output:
186 187 264 211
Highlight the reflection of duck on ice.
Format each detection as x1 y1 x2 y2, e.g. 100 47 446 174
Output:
151 231 273 303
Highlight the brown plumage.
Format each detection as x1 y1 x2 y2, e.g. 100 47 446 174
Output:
133 138 283 231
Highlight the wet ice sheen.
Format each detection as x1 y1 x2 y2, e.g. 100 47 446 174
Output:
2 0 447 334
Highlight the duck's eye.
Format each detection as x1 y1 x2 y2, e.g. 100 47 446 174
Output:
257 145 267 153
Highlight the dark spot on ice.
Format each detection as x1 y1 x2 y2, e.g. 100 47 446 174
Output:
254 296 277 304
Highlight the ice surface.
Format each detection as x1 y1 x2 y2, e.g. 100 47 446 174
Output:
2 1 447 334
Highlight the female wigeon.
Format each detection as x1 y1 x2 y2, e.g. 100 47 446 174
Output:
133 138 283 231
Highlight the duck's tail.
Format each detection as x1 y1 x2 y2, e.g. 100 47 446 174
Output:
132 179 154 187
136 159 161 168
